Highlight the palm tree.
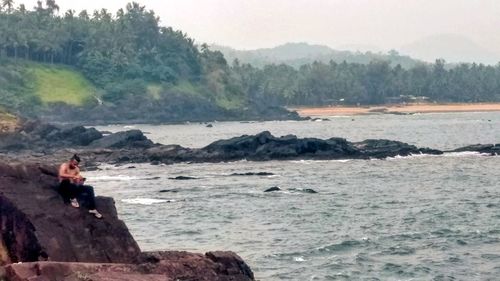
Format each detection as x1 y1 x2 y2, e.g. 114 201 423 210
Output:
45 0 59 14
2 0 14 13
18 3 26 14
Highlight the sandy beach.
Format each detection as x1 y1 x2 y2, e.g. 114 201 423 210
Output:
292 103 500 117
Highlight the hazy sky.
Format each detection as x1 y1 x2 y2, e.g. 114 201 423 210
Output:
18 0 500 54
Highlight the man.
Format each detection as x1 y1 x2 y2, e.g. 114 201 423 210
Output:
58 154 103 219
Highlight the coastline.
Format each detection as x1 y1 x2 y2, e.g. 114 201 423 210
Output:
291 103 500 117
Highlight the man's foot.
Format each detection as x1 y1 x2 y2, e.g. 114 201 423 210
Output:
70 198 79 208
89 209 103 219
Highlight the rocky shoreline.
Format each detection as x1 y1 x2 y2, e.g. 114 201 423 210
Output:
0 120 498 280
0 120 498 168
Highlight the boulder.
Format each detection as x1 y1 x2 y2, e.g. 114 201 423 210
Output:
264 186 281 192
46 126 103 146
168 176 197 180
200 131 358 161
0 162 255 280
0 163 141 265
89 130 154 149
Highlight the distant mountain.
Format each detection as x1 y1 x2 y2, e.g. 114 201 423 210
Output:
400 34 500 65
211 42 422 69
335 44 383 53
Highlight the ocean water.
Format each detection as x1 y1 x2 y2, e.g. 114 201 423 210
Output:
88 112 500 280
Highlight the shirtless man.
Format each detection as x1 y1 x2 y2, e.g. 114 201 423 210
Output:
59 154 102 219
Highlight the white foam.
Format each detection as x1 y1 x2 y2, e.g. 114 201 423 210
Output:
443 151 491 157
91 175 139 181
122 198 171 205
290 159 351 165
123 125 136 129
386 153 440 160
386 151 494 160
294 256 306 262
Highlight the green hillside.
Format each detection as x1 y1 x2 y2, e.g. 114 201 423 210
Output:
0 59 97 113
29 63 96 106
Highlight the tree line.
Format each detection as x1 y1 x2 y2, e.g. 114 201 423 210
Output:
1 0 500 117
231 59 500 106
0 0 204 87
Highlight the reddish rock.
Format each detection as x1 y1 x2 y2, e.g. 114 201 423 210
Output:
0 162 141 265
0 162 254 280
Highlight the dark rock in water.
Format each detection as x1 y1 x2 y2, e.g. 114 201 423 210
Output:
159 189 179 193
231 172 275 176
169 176 198 180
451 144 500 155
206 124 214 128
0 122 101 151
264 186 281 192
46 125 103 146
7 120 500 165
127 166 136 169
0 162 255 281
354 139 442 158
201 131 359 161
89 130 154 149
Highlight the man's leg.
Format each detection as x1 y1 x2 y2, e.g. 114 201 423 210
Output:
80 185 97 210
58 180 72 204
80 185 103 218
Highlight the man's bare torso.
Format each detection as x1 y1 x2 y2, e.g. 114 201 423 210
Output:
59 162 81 183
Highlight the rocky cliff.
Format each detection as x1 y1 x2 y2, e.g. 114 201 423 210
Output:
0 162 254 281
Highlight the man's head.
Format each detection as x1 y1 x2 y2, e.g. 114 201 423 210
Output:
69 154 81 168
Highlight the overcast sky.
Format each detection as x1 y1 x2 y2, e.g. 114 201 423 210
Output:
17 0 500 55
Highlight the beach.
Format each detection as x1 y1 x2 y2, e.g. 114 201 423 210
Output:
292 103 500 117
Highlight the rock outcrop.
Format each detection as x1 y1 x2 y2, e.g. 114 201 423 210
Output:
140 131 443 164
0 162 254 280
353 139 443 158
4 119 500 166
450 143 500 155
3 251 254 281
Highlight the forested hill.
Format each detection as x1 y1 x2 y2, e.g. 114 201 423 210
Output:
0 1 298 123
1 1 500 124
211 43 422 69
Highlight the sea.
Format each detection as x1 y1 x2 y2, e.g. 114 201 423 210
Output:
87 112 500 280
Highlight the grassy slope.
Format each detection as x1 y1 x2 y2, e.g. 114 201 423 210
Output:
27 62 96 106
1 60 246 120
171 79 245 110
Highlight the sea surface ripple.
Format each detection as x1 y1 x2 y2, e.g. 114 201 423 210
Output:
88 112 500 280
